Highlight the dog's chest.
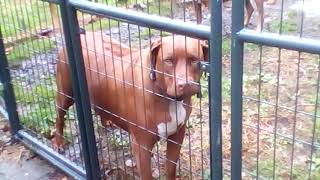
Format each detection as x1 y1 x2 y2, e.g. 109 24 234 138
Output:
157 101 186 138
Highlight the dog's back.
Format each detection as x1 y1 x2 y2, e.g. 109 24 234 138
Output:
56 32 164 132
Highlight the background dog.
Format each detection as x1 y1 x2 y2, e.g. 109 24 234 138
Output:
52 32 208 180
194 0 277 31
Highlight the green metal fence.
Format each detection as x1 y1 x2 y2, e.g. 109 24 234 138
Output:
1 0 319 179
0 0 221 179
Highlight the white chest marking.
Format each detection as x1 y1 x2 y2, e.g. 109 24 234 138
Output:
157 101 186 138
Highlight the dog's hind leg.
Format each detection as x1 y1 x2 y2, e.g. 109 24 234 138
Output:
52 62 74 153
166 125 186 180
255 0 264 31
244 0 254 27
193 0 203 24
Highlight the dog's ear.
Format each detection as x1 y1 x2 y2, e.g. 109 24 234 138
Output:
201 40 209 61
150 39 162 81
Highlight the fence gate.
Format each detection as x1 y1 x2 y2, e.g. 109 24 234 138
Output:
0 0 222 179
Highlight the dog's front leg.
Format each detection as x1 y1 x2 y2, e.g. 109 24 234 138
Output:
244 0 254 27
130 135 154 180
255 0 264 31
52 61 74 153
193 0 203 24
166 125 186 180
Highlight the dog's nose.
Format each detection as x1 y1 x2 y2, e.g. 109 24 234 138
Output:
177 81 186 91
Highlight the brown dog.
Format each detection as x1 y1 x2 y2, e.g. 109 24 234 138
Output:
194 0 275 31
52 32 208 179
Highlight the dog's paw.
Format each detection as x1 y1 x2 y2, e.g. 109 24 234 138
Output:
52 135 65 154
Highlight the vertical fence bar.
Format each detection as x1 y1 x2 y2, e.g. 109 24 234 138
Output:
63 1 101 179
209 0 223 179
231 0 244 178
59 1 100 179
0 28 21 135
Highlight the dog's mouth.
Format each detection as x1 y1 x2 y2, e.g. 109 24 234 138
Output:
167 95 184 101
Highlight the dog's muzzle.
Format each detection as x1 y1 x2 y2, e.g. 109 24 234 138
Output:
167 95 184 101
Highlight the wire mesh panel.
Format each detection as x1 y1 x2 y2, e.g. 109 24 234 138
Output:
55 0 222 178
242 46 320 179
231 0 320 179
85 0 211 24
64 9 212 178
0 0 85 174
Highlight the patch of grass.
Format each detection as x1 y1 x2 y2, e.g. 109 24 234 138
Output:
20 105 55 137
84 18 119 31
148 0 172 17
243 73 273 101
109 131 130 150
222 38 231 56
194 74 230 102
1 1 55 65
13 77 57 137
270 19 297 34
268 11 298 34
203 168 211 180
0 0 52 39
222 77 231 99
14 83 34 104
245 43 259 52
254 159 281 179
252 159 311 179
287 10 298 20
7 38 55 66
199 75 209 99
140 28 171 38
14 81 56 104
310 152 320 179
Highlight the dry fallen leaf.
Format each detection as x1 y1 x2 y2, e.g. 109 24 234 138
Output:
1 124 11 132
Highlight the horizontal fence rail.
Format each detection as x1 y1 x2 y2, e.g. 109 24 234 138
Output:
237 29 320 54
69 0 211 39
17 130 86 179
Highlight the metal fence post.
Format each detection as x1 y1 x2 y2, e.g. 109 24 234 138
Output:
0 28 21 135
59 1 101 179
209 0 223 179
62 0 101 179
231 0 245 179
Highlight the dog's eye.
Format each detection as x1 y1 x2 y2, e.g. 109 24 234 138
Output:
164 59 173 66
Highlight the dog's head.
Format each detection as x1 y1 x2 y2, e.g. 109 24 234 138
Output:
149 35 208 101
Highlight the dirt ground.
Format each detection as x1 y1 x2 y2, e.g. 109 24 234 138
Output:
0 117 71 180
